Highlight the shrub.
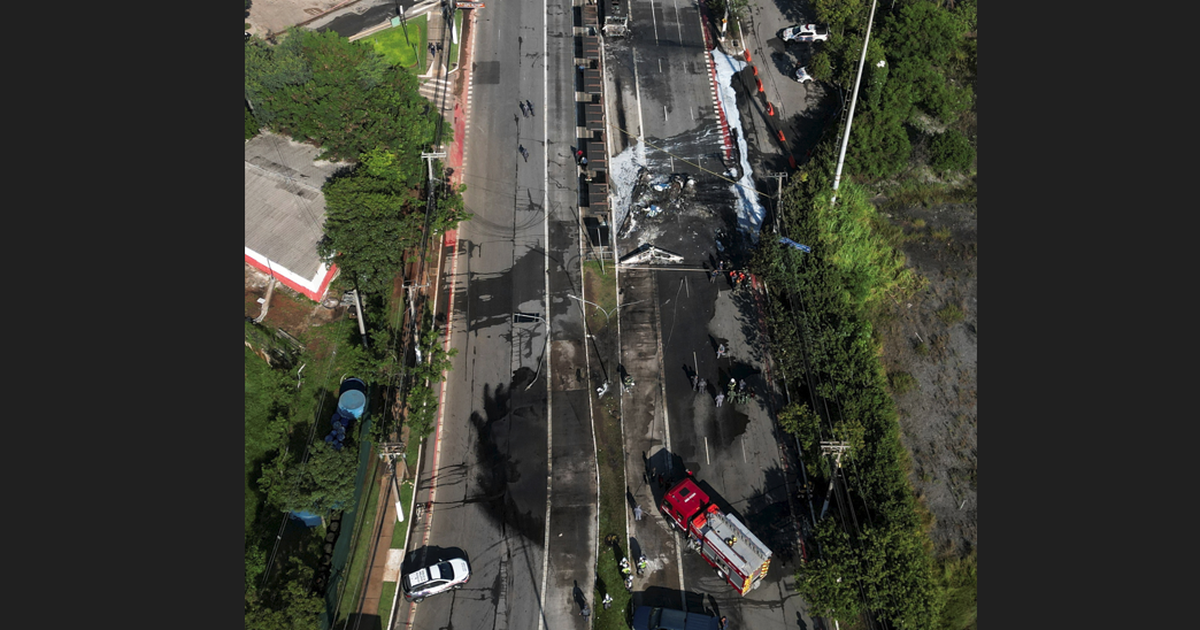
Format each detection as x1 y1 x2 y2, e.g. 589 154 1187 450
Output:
936 303 964 325
888 370 918 394
929 130 975 173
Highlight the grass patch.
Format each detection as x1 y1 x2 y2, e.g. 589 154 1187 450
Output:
881 177 977 211
378 581 398 620
594 394 630 630
583 260 631 630
888 370 918 395
914 341 930 357
363 14 428 73
936 303 965 326
579 261 619 333
391 479 415 548
447 10 462 70
935 550 977 630
912 218 926 228
930 226 952 241
334 460 383 626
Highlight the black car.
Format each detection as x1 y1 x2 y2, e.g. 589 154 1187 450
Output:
631 605 720 630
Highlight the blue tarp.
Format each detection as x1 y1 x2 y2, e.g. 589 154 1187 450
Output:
779 237 811 253
290 510 323 527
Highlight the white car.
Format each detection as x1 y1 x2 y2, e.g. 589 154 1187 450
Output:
793 66 814 84
401 556 471 603
781 24 829 43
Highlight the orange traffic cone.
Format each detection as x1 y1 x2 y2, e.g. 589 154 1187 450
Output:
788 154 797 169
766 102 775 116
776 129 786 143
756 78 764 93
752 65 758 76
744 49 752 63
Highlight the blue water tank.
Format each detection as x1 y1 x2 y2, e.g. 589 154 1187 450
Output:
337 389 366 419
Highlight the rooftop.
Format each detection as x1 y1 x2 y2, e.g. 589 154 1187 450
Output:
245 132 350 294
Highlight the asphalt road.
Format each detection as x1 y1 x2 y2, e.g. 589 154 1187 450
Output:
605 4 819 630
401 2 596 629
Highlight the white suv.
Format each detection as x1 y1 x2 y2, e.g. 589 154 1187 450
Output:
781 24 830 43
401 555 471 603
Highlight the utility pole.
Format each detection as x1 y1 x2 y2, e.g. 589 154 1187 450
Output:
421 151 447 184
817 441 850 520
763 172 788 234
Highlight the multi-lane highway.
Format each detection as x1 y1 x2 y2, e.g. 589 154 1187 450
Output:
402 1 596 629
399 1 824 629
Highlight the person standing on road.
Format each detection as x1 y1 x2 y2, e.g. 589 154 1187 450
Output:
633 504 643 521
526 99 534 116
715 392 725 407
717 343 726 359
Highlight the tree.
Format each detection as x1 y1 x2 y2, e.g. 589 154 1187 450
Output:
245 557 324 630
259 441 359 515
402 323 458 442
798 519 864 622
319 148 425 296
778 402 822 454
928 129 975 173
244 27 437 162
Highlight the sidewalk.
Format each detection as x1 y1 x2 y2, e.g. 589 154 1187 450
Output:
356 465 403 624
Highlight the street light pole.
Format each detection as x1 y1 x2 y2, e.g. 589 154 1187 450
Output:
830 0 880 206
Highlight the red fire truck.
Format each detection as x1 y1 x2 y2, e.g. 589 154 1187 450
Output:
659 475 772 595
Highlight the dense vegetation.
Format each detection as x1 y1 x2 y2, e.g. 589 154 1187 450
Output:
245 27 437 163
749 4 977 629
810 0 976 179
755 164 938 629
244 333 335 630
318 148 469 297
245 25 468 629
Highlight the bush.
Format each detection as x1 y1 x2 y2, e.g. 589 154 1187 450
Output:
245 105 259 140
936 303 964 325
888 370 918 394
929 130 975 173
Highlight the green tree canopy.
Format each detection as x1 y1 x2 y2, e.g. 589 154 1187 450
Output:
244 27 437 162
318 147 425 296
259 441 359 515
929 129 975 173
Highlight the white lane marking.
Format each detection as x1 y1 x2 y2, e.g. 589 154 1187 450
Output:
536 1 553 627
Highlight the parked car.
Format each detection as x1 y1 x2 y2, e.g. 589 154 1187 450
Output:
401 555 471 603
781 24 830 43
632 605 721 630
793 66 814 84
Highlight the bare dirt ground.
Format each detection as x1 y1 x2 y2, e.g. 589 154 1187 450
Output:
245 264 345 340
874 200 978 559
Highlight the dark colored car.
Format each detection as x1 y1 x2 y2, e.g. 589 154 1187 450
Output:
400 555 471 603
632 605 721 630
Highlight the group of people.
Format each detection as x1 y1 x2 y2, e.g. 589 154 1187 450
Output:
518 99 535 117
